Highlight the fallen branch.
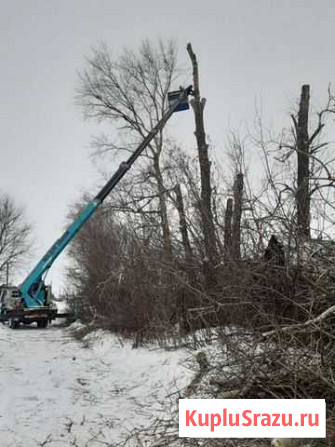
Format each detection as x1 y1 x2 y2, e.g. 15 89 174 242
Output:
263 304 335 337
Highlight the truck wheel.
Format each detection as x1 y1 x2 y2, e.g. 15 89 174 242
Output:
37 320 48 329
9 318 19 329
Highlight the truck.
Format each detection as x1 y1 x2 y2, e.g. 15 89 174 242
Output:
0 86 193 328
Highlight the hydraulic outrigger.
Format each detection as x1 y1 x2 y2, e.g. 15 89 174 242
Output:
0 86 193 328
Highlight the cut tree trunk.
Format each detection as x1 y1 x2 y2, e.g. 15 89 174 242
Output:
187 42 217 287
232 172 244 259
224 197 233 260
295 84 311 240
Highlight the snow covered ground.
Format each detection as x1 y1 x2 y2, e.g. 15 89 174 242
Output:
0 322 192 446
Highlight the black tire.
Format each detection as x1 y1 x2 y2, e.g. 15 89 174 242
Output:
9 318 19 329
37 320 48 329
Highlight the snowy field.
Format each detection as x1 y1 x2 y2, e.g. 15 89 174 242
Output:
0 322 191 446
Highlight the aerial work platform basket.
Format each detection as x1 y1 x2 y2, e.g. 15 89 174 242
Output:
168 90 190 112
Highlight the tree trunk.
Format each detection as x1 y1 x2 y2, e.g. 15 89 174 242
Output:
186 43 216 287
232 172 243 259
153 155 172 256
296 84 311 240
224 198 233 260
174 183 192 260
174 183 194 334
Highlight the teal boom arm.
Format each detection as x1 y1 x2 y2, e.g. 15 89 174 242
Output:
19 86 193 308
19 200 100 307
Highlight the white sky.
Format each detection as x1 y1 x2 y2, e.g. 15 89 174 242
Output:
1 0 334 293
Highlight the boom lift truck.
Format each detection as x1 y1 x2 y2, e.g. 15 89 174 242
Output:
0 86 193 329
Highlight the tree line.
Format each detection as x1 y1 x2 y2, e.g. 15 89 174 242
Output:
62 39 335 339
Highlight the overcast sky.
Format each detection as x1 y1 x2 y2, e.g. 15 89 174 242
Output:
1 0 334 293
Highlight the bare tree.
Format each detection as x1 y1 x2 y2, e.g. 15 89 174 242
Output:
0 193 31 283
77 40 180 256
264 84 335 243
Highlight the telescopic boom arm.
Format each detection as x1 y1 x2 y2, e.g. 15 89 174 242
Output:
20 86 193 308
